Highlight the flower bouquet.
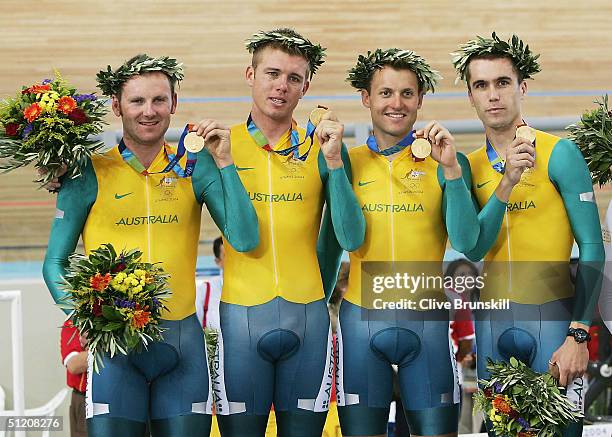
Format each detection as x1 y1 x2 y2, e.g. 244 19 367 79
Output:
0 72 107 185
61 243 171 372
474 357 582 436
567 95 612 186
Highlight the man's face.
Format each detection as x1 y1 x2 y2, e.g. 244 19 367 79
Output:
215 244 225 270
467 57 526 131
361 66 423 140
112 72 177 147
246 47 310 123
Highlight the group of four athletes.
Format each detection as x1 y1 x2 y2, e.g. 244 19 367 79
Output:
43 28 605 437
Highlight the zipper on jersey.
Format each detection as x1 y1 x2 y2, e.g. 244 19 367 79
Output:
504 209 512 293
145 174 152 262
389 161 395 262
267 153 279 286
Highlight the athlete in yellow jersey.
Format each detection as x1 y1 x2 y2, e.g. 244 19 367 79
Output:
319 49 480 437
452 34 605 436
42 55 258 437
211 29 365 437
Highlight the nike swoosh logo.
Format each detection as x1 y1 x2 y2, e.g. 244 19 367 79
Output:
358 180 375 186
236 166 255 172
114 192 133 199
477 181 492 189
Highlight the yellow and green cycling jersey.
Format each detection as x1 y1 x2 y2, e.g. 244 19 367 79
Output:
221 122 365 306
318 143 479 307
43 143 258 320
465 130 604 323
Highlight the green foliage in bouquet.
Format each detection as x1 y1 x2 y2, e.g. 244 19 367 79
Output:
61 244 171 372
474 357 582 437
0 71 107 185
567 95 612 186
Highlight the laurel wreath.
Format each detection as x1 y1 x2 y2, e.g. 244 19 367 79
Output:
347 48 441 93
96 54 184 96
245 28 326 77
451 32 541 84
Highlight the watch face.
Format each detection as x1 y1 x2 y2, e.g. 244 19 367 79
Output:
571 328 589 343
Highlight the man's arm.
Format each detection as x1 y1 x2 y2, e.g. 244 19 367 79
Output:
191 120 259 253
463 138 536 261
317 145 365 253
548 138 605 386
438 152 479 253
43 161 97 312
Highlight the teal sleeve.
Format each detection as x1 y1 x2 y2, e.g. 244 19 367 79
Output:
192 150 259 253
549 139 605 325
463 159 507 261
317 145 365 252
316 145 363 300
437 153 480 253
317 206 344 301
42 160 98 314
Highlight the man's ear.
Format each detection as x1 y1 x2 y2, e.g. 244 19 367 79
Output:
171 92 177 114
361 89 371 108
111 96 122 117
246 65 255 87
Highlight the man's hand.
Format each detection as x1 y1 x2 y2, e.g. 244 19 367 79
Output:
316 111 343 170
193 119 233 168
548 325 590 386
39 164 67 193
416 121 461 180
503 137 535 187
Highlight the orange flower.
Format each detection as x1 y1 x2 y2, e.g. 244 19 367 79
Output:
57 96 77 114
492 395 512 414
23 102 43 122
131 309 151 329
90 273 111 291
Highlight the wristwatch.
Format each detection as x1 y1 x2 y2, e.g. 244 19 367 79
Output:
567 327 591 344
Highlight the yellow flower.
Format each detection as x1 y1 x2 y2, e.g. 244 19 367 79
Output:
133 285 143 293
134 269 145 277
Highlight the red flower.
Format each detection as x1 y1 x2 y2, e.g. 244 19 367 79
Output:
111 262 127 273
23 103 43 122
90 273 111 291
5 123 19 137
483 388 493 399
92 299 103 317
57 96 77 115
509 409 519 419
31 84 51 94
131 309 151 329
492 395 513 414
68 108 89 126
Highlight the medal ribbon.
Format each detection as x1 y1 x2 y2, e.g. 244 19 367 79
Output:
366 131 415 157
246 114 314 161
486 138 505 174
118 125 197 178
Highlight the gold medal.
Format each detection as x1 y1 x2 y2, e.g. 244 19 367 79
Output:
184 131 204 153
516 125 536 144
309 105 329 127
411 138 432 159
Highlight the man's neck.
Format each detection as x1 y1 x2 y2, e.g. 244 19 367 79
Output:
372 127 411 160
485 120 522 160
123 137 164 169
250 107 292 147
